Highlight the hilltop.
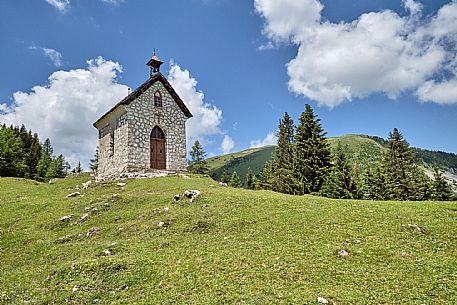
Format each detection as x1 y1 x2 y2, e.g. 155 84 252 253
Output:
1 174 456 303
206 134 457 187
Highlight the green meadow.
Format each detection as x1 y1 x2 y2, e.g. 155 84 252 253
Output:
1 174 456 304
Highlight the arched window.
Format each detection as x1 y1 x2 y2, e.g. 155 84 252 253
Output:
151 126 165 139
154 90 162 107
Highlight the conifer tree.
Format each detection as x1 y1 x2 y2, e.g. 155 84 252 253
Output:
75 161 83 174
360 163 387 200
320 142 357 199
272 112 300 194
382 128 416 200
294 104 332 194
229 171 242 188
45 155 67 181
220 168 230 184
36 138 53 181
259 160 276 190
89 147 99 172
245 167 256 190
431 166 453 201
188 140 209 174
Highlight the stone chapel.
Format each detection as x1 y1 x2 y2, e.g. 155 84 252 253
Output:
93 53 193 179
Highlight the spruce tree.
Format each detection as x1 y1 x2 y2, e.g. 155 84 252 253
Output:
259 160 275 190
272 112 300 194
320 142 357 199
89 147 99 172
245 167 256 190
75 161 83 174
36 138 53 181
410 166 432 201
188 140 209 174
220 168 230 184
229 171 242 188
431 166 453 201
294 104 332 194
383 128 416 200
361 163 387 200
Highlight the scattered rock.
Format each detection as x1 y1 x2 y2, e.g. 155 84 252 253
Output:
163 207 170 212
209 184 215 187
318 296 329 304
158 221 165 227
180 174 191 179
173 194 180 201
102 249 112 256
79 213 89 223
66 192 81 198
49 178 59 184
184 190 201 203
116 182 126 187
72 285 79 292
219 182 228 187
57 234 74 243
402 223 427 234
337 249 349 257
82 181 92 190
86 227 100 238
59 214 74 222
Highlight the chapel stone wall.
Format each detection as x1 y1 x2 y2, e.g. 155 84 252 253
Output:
125 81 188 172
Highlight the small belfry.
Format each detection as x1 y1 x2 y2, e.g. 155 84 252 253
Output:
146 50 163 77
93 52 193 179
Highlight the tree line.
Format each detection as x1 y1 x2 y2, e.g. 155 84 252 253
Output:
0 124 81 181
189 104 455 201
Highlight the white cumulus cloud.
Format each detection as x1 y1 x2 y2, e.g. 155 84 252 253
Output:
45 0 70 12
0 57 129 168
0 58 223 169
30 46 63 67
255 0 457 107
250 131 277 148
221 135 235 154
167 62 223 143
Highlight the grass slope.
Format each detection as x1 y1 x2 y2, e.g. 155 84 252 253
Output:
207 134 385 183
207 145 275 183
1 174 457 304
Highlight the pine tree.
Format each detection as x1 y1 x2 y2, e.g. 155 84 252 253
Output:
75 161 83 173
382 128 416 200
0 127 27 177
259 160 276 190
220 168 230 184
294 104 332 194
272 112 300 194
431 166 453 201
245 167 256 190
229 171 242 188
188 140 209 174
45 155 66 181
320 142 357 199
36 138 53 181
89 147 99 172
361 163 387 200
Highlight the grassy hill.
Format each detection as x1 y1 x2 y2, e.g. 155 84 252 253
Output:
207 134 386 183
206 134 457 186
1 174 457 304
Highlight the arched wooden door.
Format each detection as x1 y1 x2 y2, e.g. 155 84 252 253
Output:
150 126 166 169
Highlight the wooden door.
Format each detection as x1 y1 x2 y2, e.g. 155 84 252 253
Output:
150 126 166 169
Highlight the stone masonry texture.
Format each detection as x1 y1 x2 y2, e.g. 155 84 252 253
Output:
96 80 189 179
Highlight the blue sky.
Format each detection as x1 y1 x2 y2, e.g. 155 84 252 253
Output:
1 0 456 167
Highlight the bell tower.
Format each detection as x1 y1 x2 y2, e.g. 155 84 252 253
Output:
146 50 163 78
